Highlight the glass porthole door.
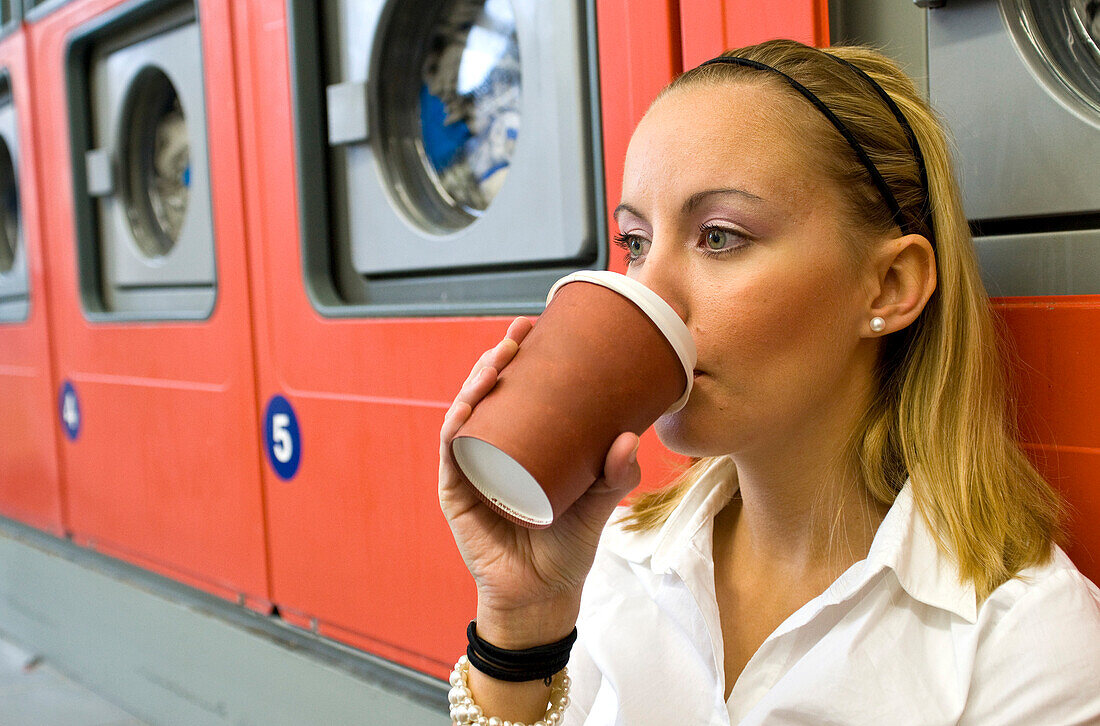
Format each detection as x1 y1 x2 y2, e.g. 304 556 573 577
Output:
375 0 521 231
291 0 604 314
119 67 191 260
69 1 215 318
1002 0 1100 123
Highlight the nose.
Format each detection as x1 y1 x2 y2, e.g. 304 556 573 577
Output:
631 242 690 324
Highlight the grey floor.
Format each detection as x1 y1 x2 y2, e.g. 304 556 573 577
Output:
0 634 150 726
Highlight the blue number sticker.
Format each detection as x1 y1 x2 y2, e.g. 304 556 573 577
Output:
59 381 80 441
264 395 301 480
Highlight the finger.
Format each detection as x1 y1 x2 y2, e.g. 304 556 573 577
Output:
504 316 534 345
439 431 486 517
440 371 492 457
564 433 642 534
440 365 497 468
462 336 516 388
455 365 498 411
600 432 643 496
482 318 534 377
462 345 501 388
460 318 533 388
439 400 472 453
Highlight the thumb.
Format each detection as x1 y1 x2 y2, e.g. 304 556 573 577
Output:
565 432 642 535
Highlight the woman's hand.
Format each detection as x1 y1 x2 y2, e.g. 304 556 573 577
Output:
439 316 643 648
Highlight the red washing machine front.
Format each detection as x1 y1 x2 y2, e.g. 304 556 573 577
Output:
30 0 270 609
0 24 65 536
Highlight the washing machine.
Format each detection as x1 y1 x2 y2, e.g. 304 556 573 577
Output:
34 0 269 606
287 0 605 316
927 0 1100 296
67 0 215 317
0 2 66 536
0 71 26 322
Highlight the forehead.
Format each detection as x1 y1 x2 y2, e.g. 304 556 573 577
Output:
623 80 828 206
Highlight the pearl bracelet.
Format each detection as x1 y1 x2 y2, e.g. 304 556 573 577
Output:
448 655 571 726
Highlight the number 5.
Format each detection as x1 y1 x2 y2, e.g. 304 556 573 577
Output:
271 413 293 463
63 393 79 429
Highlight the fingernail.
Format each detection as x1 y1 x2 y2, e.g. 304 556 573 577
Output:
628 440 640 464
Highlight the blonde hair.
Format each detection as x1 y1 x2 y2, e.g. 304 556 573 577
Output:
620 40 1064 601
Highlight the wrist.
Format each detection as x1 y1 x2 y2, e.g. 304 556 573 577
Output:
475 597 579 650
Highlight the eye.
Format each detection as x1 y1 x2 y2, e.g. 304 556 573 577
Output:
698 224 748 255
703 226 734 250
613 233 650 262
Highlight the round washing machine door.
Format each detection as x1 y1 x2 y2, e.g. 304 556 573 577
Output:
117 66 191 260
1003 0 1100 123
374 0 521 233
0 134 18 275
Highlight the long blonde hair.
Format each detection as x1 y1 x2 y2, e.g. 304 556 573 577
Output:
620 40 1064 601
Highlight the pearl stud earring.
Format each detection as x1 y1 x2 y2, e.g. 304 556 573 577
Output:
870 317 886 333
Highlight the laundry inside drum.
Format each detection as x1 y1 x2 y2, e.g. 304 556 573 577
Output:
120 66 191 259
418 0 520 217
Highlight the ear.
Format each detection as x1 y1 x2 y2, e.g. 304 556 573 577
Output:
862 234 937 338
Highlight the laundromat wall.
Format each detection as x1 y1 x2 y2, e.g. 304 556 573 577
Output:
0 0 1096 686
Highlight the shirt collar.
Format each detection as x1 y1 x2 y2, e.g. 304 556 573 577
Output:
602 463 977 624
602 456 736 571
864 483 978 623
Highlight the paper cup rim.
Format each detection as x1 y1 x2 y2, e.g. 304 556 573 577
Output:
452 435 554 527
547 270 697 413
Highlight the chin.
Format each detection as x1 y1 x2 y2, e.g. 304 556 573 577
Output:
654 412 729 458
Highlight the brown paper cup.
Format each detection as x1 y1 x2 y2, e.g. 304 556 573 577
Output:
451 270 696 528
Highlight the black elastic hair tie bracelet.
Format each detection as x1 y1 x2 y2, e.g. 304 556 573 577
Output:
466 620 578 684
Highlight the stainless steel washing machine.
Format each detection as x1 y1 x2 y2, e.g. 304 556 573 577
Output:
0 71 26 322
288 0 605 315
67 0 215 318
927 0 1100 296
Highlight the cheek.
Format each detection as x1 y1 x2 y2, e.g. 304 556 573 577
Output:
713 266 856 368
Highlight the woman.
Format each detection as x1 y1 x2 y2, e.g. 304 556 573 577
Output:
438 40 1100 725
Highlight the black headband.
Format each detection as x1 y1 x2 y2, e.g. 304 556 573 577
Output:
825 54 931 236
698 54 929 238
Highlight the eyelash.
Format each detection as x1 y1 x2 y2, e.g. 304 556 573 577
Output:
612 224 749 264
612 233 643 265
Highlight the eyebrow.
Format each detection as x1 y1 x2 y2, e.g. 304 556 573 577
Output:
613 187 764 222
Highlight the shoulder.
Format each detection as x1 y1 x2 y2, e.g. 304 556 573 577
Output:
981 546 1100 616
976 546 1100 637
959 547 1100 724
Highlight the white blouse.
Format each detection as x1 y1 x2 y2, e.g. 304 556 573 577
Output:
564 457 1100 725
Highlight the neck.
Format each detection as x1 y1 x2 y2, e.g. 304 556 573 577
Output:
718 379 891 583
